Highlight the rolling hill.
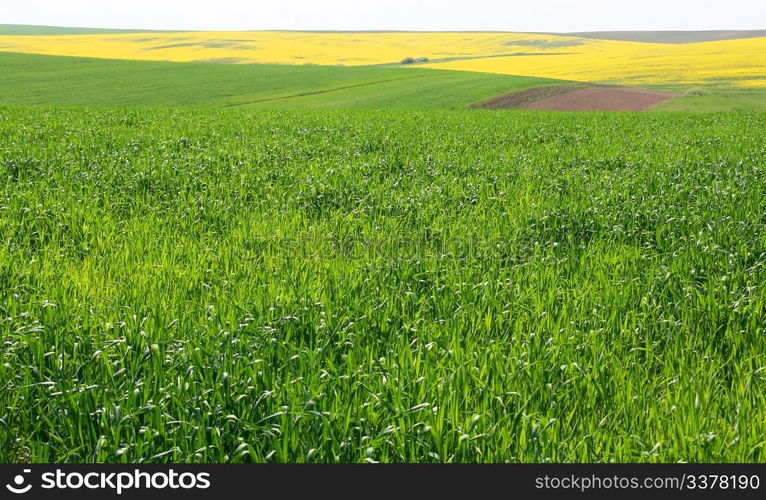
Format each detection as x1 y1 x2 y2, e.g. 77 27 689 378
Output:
565 29 766 44
1 28 765 89
0 51 560 108
0 24 164 35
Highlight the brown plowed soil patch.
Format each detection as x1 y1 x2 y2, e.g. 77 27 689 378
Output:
527 87 678 111
470 85 579 109
473 85 678 111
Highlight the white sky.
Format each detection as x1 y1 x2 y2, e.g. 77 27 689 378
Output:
2 0 765 32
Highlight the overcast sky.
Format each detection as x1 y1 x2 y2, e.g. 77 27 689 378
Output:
3 0 765 32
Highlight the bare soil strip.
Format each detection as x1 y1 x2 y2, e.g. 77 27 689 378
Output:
527 87 678 111
470 85 580 109
473 85 678 111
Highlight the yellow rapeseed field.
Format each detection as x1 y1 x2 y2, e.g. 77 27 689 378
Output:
1 31 764 88
423 37 766 88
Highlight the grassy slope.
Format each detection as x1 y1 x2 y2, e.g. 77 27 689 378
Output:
1 107 765 462
654 89 766 112
0 52 559 109
0 24 164 35
4 51 766 111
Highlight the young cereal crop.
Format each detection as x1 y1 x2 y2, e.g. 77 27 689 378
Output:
0 107 765 463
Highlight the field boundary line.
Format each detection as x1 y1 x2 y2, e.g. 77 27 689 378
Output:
222 74 431 107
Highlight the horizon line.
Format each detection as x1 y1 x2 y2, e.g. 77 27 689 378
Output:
3 23 766 34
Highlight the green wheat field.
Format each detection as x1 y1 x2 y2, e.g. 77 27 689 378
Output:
1 28 765 463
2 107 765 463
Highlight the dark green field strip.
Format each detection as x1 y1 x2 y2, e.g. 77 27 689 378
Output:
3 51 765 110
222 74 430 107
0 52 557 108
246 70 559 109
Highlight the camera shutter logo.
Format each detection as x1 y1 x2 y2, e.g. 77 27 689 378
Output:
6 469 33 494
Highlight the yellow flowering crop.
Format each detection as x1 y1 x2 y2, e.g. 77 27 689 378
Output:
0 31 763 88
423 37 766 89
0 32 565 65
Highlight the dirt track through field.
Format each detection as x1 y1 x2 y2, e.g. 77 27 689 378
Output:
474 85 678 111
